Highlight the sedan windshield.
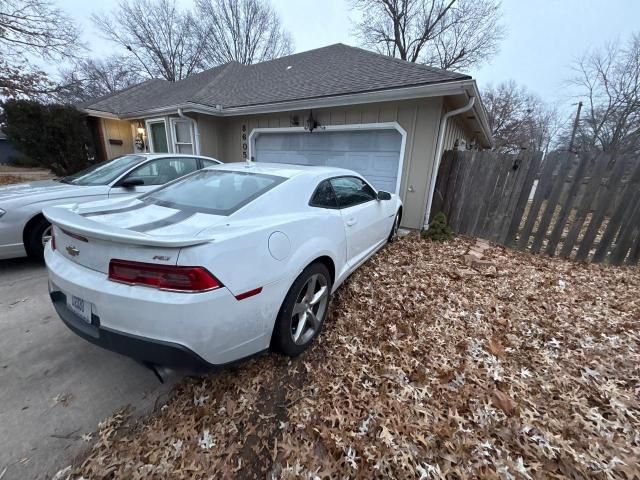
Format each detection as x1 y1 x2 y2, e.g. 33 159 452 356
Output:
142 170 285 216
62 155 145 186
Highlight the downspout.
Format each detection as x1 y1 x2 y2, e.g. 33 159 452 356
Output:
423 96 476 229
177 108 201 155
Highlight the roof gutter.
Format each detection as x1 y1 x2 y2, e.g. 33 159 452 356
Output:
84 109 120 119
217 80 471 115
83 77 493 155
177 107 201 156
423 96 476 229
465 81 494 149
86 78 474 117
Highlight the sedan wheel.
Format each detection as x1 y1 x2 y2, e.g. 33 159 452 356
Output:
41 225 53 248
25 217 52 260
272 263 332 356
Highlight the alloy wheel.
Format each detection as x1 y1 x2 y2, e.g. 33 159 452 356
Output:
290 273 329 345
390 213 400 241
41 225 52 248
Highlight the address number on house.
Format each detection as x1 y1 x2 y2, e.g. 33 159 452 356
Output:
241 124 248 159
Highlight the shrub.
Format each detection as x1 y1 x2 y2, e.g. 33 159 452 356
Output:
422 212 454 241
0 100 95 176
9 153 39 168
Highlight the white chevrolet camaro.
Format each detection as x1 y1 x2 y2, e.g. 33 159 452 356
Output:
0 153 220 260
43 162 402 368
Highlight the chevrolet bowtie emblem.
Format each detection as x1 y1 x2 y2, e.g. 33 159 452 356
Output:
66 245 80 257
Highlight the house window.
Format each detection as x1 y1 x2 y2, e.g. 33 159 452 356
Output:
171 119 195 154
146 119 169 153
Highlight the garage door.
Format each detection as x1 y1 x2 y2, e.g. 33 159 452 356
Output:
253 129 403 193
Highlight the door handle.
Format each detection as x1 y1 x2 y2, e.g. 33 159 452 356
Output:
346 218 357 226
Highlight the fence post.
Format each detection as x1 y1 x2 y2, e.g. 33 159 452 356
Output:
504 152 543 246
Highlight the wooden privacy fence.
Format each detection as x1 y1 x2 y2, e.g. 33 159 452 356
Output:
431 150 640 266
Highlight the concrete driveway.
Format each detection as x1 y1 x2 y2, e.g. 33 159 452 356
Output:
0 257 180 479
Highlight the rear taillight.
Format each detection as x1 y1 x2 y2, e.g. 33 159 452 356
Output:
108 259 222 292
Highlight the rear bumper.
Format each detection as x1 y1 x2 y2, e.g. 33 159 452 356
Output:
45 246 280 366
49 289 213 370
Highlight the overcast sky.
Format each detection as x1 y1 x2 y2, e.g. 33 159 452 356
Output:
61 0 640 121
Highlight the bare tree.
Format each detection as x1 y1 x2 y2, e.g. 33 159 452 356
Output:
92 0 207 82
351 0 504 71
568 34 640 154
0 59 58 99
0 0 80 99
484 81 559 153
57 56 143 104
196 0 293 65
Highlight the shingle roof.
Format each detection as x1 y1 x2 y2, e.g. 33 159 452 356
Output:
83 43 470 116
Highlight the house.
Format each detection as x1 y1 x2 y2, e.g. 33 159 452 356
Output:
0 129 24 165
81 44 493 229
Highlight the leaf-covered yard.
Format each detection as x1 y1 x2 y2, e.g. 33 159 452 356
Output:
63 235 639 479
0 166 54 185
0 174 25 186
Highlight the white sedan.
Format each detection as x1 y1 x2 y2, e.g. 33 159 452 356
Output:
43 163 402 368
0 153 220 260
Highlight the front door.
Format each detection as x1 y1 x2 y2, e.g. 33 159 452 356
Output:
330 176 387 266
109 157 199 197
148 121 169 153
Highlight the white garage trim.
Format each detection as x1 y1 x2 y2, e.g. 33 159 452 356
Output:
248 122 407 194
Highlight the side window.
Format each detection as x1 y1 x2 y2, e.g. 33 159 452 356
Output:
310 180 338 209
201 159 220 168
124 157 199 186
329 176 377 208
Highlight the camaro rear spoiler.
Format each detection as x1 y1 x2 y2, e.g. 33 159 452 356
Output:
42 206 214 248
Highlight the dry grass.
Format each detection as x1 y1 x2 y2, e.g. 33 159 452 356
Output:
0 174 26 185
0 165 49 173
60 235 639 479
0 165 53 185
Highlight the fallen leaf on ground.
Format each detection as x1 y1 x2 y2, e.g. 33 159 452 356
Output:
66 235 640 479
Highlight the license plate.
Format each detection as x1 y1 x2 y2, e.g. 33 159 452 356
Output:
67 294 92 324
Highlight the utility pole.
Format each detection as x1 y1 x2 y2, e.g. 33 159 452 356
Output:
568 101 583 153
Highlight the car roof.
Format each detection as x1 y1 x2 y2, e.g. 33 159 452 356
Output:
205 161 356 179
137 153 216 160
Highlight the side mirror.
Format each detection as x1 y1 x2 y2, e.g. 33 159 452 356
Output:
119 178 145 188
377 190 392 201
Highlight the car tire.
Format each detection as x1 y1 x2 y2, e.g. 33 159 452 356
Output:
25 217 52 260
388 210 401 242
271 262 332 357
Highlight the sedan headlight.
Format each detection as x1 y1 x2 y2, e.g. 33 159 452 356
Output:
0 208 5 218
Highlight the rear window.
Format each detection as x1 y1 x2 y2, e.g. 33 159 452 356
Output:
141 170 285 215
309 180 338 209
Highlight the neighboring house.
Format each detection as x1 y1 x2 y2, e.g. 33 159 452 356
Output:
0 130 24 165
81 43 492 229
